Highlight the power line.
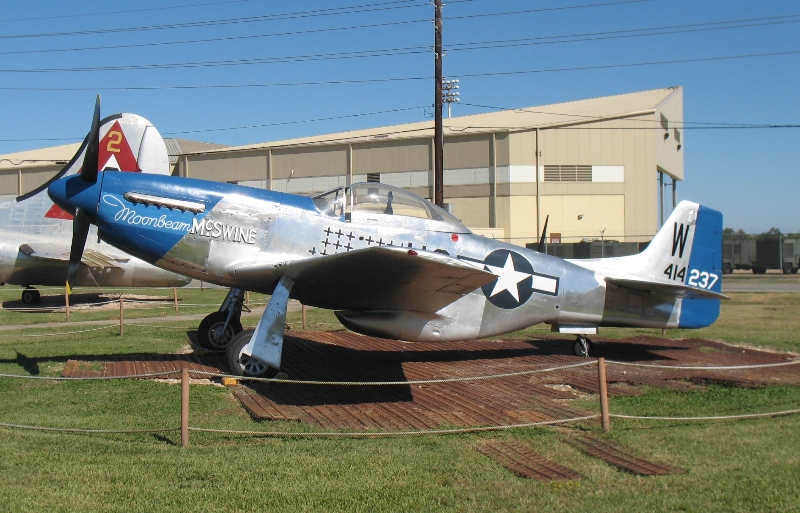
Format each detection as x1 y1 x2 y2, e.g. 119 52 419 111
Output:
0 1 427 40
0 0 646 43
1 14 797 72
1 48 797 89
0 0 258 22
0 105 429 142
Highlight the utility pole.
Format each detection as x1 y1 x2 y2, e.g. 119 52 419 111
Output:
434 0 444 207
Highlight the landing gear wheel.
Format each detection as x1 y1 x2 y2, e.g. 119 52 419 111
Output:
21 287 40 305
197 311 243 353
573 336 592 357
227 329 271 377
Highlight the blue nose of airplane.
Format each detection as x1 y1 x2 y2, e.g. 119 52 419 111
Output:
47 174 103 217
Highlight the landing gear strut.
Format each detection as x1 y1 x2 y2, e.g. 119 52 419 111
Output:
197 288 245 353
22 287 41 305
573 335 593 357
226 276 294 378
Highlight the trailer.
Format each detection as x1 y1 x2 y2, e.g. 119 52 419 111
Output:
781 238 800 274
722 237 799 274
531 240 648 259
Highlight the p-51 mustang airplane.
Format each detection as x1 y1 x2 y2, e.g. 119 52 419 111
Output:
0 106 190 304
49 99 724 377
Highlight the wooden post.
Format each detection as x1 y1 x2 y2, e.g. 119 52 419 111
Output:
245 290 250 306
119 298 125 336
173 287 179 313
302 304 307 331
181 367 190 448
597 357 611 432
65 288 70 322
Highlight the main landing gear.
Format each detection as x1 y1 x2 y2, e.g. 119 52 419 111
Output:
22 287 41 305
573 335 593 357
226 276 294 378
196 288 245 353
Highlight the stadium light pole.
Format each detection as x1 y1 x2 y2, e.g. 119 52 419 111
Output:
443 79 460 118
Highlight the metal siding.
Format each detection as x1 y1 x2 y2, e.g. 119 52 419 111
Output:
353 140 430 174
272 147 348 179
444 135 490 169
0 170 18 195
21 167 61 194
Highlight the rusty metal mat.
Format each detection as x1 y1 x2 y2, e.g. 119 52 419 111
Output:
568 435 687 475
62 353 225 379
60 332 799 431
477 440 585 481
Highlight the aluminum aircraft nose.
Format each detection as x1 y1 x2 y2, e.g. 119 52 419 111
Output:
48 174 102 217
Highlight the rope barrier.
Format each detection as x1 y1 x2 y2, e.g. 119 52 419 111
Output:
0 421 180 435
14 325 118 337
610 408 800 421
607 359 800 370
189 360 599 386
0 361 596 385
187 415 601 438
0 371 179 381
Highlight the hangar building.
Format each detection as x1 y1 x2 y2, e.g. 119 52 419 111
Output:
1 87 684 247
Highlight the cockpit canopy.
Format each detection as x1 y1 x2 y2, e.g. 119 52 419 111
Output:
312 182 470 233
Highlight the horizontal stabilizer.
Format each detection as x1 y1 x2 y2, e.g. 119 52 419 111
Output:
19 243 128 267
605 277 728 300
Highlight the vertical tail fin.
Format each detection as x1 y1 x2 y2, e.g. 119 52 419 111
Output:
0 113 169 233
640 200 724 295
571 200 724 329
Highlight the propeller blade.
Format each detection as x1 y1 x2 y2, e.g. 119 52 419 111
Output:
537 215 549 253
81 95 101 183
66 208 91 291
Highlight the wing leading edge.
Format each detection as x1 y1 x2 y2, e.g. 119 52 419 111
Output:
229 246 496 312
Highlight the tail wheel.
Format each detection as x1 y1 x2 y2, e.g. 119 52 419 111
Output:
573 336 592 357
197 311 243 353
226 329 271 377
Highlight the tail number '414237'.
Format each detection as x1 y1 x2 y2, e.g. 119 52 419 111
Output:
664 264 718 289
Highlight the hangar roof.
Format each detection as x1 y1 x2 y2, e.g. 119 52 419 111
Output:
0 143 81 171
0 139 228 170
199 87 682 154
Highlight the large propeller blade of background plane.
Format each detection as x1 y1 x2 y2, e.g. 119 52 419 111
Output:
66 96 101 291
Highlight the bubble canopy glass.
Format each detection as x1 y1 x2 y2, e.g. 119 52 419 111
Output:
312 182 469 233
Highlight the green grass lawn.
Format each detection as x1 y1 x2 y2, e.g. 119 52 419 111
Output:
0 288 798 512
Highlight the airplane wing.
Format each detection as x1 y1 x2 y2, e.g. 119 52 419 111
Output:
229 246 497 312
19 243 130 267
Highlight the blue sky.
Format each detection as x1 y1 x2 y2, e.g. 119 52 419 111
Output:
0 0 798 233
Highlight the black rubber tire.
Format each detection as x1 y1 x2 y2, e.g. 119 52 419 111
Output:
197 311 243 353
722 263 733 275
21 287 41 305
783 263 793 275
226 329 271 377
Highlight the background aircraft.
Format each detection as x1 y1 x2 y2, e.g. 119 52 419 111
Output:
49 100 724 376
0 107 190 304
